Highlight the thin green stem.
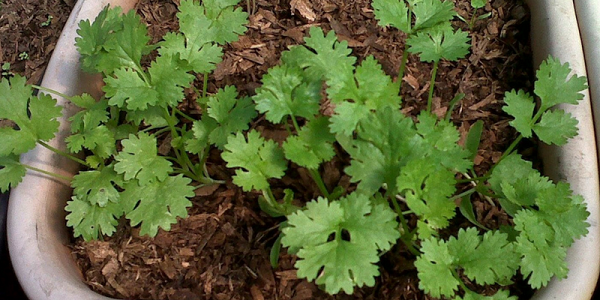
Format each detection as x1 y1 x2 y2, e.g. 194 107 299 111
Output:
290 115 301 133
398 50 410 92
449 188 477 202
308 168 330 198
496 135 523 164
427 60 439 113
162 107 192 175
262 187 283 214
469 10 477 29
133 64 151 84
173 108 196 123
38 141 89 167
31 85 71 100
451 268 471 293
21 163 72 182
202 73 209 99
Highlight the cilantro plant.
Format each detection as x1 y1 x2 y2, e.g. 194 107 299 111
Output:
456 0 492 29
0 0 252 239
217 0 590 298
0 0 591 299
372 0 470 111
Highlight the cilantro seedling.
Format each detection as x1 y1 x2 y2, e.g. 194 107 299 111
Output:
1 62 13 77
40 14 53 27
372 0 470 111
457 0 492 29
18 52 29 60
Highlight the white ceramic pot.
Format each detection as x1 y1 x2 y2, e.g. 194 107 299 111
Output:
7 1 137 299
526 0 600 299
7 0 599 299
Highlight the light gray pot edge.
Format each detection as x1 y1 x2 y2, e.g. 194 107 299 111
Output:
527 0 600 299
7 1 137 300
7 0 599 299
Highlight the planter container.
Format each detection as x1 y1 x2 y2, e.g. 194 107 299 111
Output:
7 0 600 299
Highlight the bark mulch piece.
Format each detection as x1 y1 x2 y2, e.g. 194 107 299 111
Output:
71 0 537 299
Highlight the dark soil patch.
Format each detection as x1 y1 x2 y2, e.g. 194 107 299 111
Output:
0 0 76 84
2 0 539 299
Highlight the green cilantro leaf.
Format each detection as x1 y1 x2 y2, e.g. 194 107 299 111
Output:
342 107 416 195
75 6 124 73
103 67 158 110
514 209 569 289
488 154 547 215
352 56 402 107
178 0 248 46
202 0 248 44
330 56 402 135
123 175 195 237
371 0 411 33
500 171 553 207
114 133 173 185
0 155 26 193
65 195 123 241
66 125 116 159
222 131 287 191
125 105 170 127
471 0 487 9
177 0 216 46
148 55 196 108
102 10 152 72
502 90 535 138
488 154 535 195
407 27 470 62
329 102 370 136
185 118 217 154
535 56 587 111
412 0 456 31
71 165 124 207
68 94 109 133
447 228 519 285
281 194 399 294
76 7 151 74
253 64 321 124
206 86 257 149
415 237 460 298
281 27 356 102
397 158 456 238
283 116 336 169
536 182 589 247
414 112 473 172
532 110 579 146
0 75 62 156
159 32 223 73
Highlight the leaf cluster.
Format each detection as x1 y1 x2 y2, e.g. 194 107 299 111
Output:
1 0 252 240
218 3 589 298
0 1 591 299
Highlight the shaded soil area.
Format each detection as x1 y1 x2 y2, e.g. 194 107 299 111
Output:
0 0 76 85
69 0 537 299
